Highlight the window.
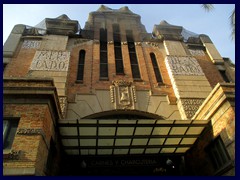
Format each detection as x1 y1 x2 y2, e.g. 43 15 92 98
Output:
126 30 141 79
3 119 19 150
219 70 230 83
206 136 231 172
150 53 163 83
100 28 108 79
77 50 86 82
113 24 124 74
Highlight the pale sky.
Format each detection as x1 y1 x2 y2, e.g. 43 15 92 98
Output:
3 4 235 63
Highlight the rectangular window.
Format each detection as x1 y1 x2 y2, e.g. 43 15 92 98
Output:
113 24 124 75
206 136 231 172
77 50 86 82
126 30 141 79
100 28 108 79
219 70 230 82
150 53 163 83
3 119 19 150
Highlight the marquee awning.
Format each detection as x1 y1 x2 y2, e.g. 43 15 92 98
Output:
58 119 210 156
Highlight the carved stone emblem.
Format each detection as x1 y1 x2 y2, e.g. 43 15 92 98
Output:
110 80 136 109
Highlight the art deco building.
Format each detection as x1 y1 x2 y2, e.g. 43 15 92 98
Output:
3 5 235 176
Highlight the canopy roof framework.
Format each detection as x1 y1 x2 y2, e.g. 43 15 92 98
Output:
59 119 210 156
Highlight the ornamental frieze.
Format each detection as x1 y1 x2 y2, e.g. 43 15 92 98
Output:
165 56 204 76
59 96 67 117
110 80 136 110
3 150 21 160
22 40 41 49
30 50 70 71
180 98 204 119
189 49 205 56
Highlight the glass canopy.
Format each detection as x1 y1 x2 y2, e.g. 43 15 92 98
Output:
59 119 209 156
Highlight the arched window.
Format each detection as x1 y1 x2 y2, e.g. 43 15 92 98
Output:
150 53 163 83
77 50 86 81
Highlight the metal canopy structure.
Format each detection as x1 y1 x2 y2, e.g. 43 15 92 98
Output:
59 119 210 156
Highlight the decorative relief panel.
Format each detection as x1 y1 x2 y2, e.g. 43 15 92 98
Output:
165 56 204 76
110 80 136 110
59 96 67 117
30 50 70 71
3 150 21 160
189 49 205 56
22 40 41 49
180 98 204 119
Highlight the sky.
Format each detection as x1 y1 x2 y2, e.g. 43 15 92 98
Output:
3 4 235 63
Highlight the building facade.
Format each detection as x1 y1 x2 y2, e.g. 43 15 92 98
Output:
3 5 235 176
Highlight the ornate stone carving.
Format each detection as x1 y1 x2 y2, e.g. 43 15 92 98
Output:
110 80 136 109
121 41 128 45
165 56 204 76
135 42 142 46
189 49 205 56
180 98 204 119
108 41 114 44
17 128 43 135
22 40 41 49
4 150 21 160
59 96 67 117
30 50 70 71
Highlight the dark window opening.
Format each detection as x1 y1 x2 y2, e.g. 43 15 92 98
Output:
100 28 108 79
113 24 124 75
3 119 19 150
77 50 86 82
150 53 163 83
219 70 230 83
206 136 231 172
126 30 141 79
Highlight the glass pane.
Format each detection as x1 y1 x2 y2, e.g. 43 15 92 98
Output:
98 127 116 136
80 139 96 146
79 127 96 136
115 139 131 146
152 127 170 135
145 148 160 154
160 148 176 153
60 127 78 136
62 139 78 146
132 138 148 145
148 138 165 145
165 138 181 145
100 64 108 78
180 138 197 144
186 127 204 135
130 149 144 154
170 127 188 135
81 149 96 155
134 127 152 135
98 149 112 155
117 127 134 135
175 147 190 153
131 65 141 78
100 52 108 63
98 139 114 146
114 149 128 155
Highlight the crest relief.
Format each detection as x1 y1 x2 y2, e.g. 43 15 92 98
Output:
110 80 137 110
